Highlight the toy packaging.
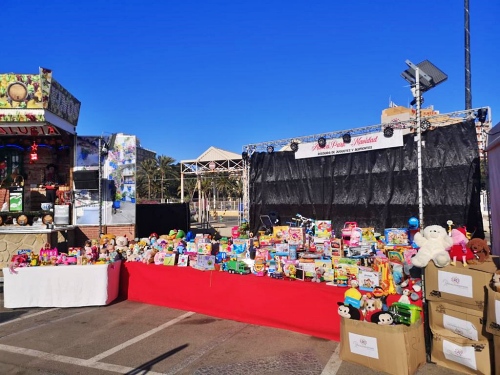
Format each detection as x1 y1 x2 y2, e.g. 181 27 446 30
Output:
288 227 305 245
314 220 332 239
358 268 380 292
196 255 216 270
384 228 409 246
272 226 290 242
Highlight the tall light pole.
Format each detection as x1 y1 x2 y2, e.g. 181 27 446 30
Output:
401 60 448 229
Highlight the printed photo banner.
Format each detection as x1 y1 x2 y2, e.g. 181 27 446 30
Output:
294 130 404 159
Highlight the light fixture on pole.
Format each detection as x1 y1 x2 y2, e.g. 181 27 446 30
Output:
342 133 351 144
290 141 299 152
317 137 327 148
401 59 448 230
267 145 274 153
383 126 394 138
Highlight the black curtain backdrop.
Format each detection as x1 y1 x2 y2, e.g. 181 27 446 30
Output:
136 203 189 239
249 120 484 237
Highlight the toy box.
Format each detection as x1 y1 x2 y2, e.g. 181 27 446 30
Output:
358 268 380 292
274 243 289 256
340 318 425 375
163 253 176 266
288 227 305 245
315 259 332 282
384 228 409 246
196 255 216 270
360 227 376 243
197 242 212 255
314 220 332 239
272 226 289 241
177 254 189 267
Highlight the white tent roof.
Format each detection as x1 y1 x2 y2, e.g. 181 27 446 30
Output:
181 146 241 163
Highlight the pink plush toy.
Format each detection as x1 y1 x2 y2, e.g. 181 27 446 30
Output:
449 227 475 267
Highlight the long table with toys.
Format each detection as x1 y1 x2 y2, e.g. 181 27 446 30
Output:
118 221 428 342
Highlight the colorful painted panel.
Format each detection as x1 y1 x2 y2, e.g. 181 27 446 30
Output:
0 73 44 109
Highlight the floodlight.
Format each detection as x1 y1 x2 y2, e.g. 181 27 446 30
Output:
401 60 448 93
477 108 488 124
242 151 249 161
290 142 299 152
318 137 327 148
267 145 274 153
383 126 394 138
420 120 431 132
342 133 351 144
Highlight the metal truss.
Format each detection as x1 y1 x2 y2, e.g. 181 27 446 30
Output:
242 107 492 154
181 159 244 175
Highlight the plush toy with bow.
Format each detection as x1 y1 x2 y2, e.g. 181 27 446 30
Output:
449 227 475 267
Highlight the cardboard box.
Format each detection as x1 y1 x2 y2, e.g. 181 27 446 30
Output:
429 301 491 342
425 261 496 311
339 318 426 375
486 285 500 336
494 335 500 375
431 334 495 375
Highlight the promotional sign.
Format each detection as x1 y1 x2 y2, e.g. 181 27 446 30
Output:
294 130 404 160
74 134 136 226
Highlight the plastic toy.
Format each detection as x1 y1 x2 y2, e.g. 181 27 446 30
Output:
388 302 421 325
223 260 251 275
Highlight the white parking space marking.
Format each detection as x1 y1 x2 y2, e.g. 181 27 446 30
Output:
0 308 60 327
87 311 195 363
0 343 163 375
0 308 97 340
321 344 342 375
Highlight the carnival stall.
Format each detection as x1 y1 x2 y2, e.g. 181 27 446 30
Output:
0 68 79 267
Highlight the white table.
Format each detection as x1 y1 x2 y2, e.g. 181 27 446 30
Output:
3 261 121 308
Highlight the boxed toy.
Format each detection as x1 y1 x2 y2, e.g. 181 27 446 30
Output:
288 227 305 245
358 268 379 292
340 318 425 375
425 260 497 311
384 228 409 246
272 226 289 242
428 301 491 342
314 220 332 239
196 255 216 270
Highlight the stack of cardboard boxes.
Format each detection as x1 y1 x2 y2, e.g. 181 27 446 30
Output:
425 260 500 374
486 283 500 375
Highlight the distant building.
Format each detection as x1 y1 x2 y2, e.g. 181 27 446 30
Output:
136 141 156 164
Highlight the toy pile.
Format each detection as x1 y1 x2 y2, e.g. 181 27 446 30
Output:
8 235 125 273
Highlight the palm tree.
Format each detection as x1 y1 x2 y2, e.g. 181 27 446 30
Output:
154 155 178 201
215 174 235 201
138 158 158 200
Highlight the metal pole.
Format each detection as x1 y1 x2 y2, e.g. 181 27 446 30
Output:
416 68 424 230
465 0 472 109
98 137 103 237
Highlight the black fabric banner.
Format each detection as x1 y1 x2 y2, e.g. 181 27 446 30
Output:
249 120 483 237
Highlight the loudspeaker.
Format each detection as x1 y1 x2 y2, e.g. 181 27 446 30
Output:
73 170 99 190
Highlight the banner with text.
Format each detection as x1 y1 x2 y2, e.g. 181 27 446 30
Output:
294 130 404 159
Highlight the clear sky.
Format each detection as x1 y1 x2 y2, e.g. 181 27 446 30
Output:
3 0 498 162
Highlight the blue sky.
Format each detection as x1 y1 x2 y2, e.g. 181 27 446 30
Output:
3 0 499 162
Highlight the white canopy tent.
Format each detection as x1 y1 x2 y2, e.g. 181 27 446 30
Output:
180 146 244 224
487 122 500 255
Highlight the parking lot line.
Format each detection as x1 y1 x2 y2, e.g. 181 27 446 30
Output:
321 344 341 375
87 311 195 363
0 308 60 327
0 343 164 375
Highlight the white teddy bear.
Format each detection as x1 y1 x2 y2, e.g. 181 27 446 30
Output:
411 225 453 268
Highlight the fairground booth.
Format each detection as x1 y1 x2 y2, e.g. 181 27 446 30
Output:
0 68 78 267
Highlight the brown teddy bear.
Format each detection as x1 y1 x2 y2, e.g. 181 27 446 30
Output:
467 238 490 263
